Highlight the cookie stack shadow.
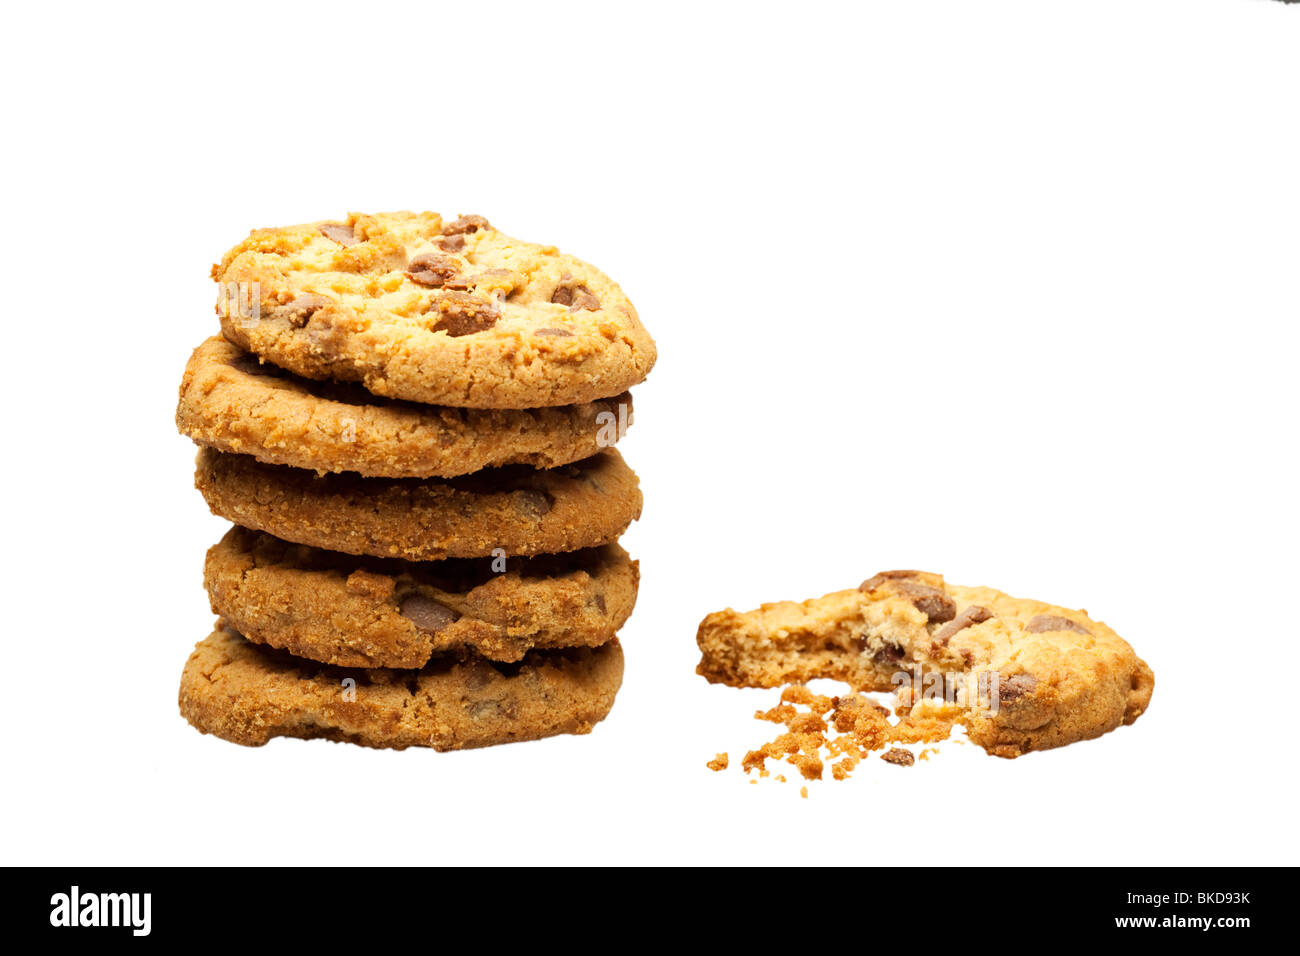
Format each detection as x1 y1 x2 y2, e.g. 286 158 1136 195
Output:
173 211 656 751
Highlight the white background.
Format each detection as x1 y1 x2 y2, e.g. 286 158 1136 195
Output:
2 0 1296 866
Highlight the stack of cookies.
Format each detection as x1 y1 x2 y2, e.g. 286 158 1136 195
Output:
174 212 656 751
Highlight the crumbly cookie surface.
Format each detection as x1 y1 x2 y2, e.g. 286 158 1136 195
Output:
205 526 639 667
179 623 624 750
214 211 656 408
194 447 641 561
697 570 1154 758
177 336 632 477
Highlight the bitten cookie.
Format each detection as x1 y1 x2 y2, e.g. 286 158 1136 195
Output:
696 570 1154 758
177 336 632 477
194 447 642 561
214 211 656 408
205 526 639 667
179 623 624 750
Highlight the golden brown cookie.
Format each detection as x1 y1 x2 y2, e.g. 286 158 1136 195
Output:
194 447 642 561
177 336 633 478
213 211 656 408
697 571 1154 758
205 526 639 667
179 623 624 750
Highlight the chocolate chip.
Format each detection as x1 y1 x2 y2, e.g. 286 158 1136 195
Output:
860 572 956 624
593 593 606 614
1026 614 1091 636
435 235 466 252
514 490 553 518
429 292 498 337
852 632 904 662
998 673 1039 703
407 253 463 289
320 223 359 246
875 642 904 662
912 592 957 623
859 570 925 591
443 214 490 236
570 288 601 311
933 605 995 645
894 581 957 624
283 293 332 328
535 328 573 337
881 748 915 766
398 595 459 634
551 284 600 311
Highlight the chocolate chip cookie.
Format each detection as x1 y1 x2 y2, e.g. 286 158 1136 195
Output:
180 623 623 750
697 571 1154 758
214 211 656 408
177 336 632 477
205 526 638 667
194 447 641 561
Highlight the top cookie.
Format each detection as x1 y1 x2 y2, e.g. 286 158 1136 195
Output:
213 211 656 409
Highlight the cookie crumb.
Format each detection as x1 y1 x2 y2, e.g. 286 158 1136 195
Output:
726 683 955 784
800 786 808 799
881 747 915 767
707 752 729 772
